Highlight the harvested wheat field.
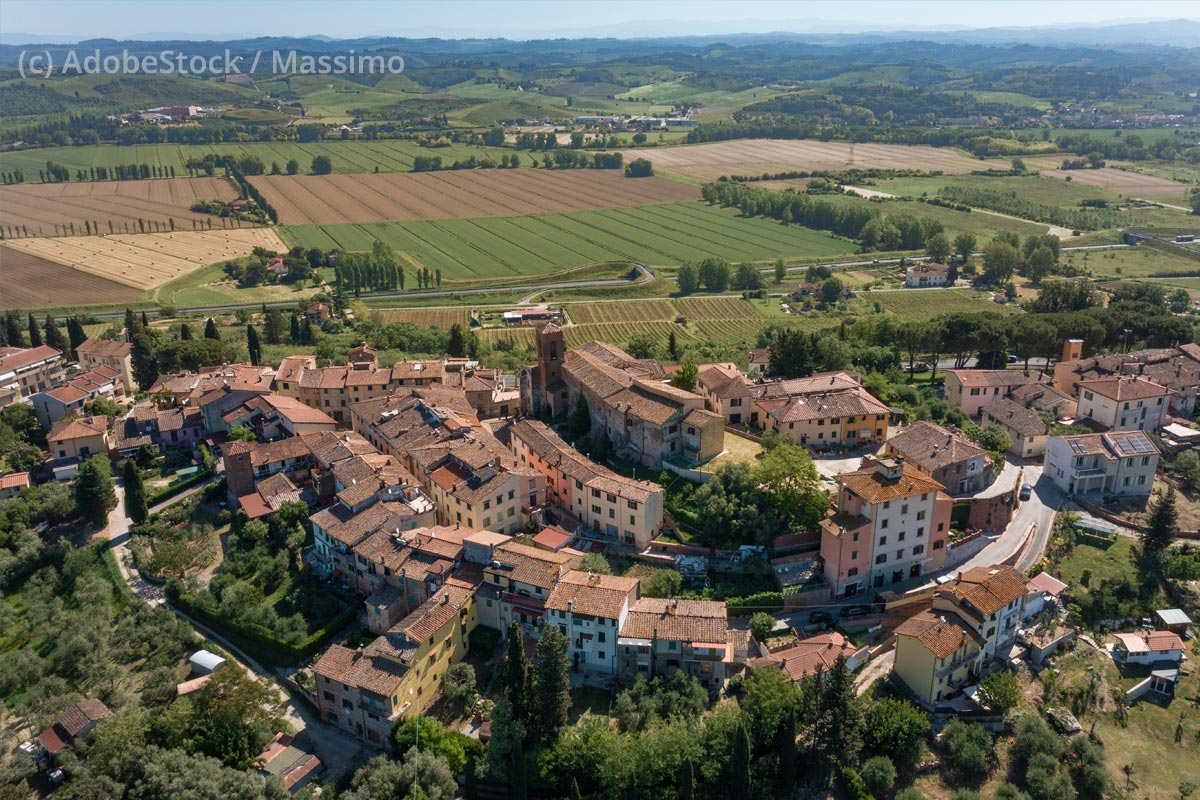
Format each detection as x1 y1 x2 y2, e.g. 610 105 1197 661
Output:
0 177 243 237
3 228 289 289
619 139 986 180
1029 161 1194 202
248 168 700 225
0 245 139 309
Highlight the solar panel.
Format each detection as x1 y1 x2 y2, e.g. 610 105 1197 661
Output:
1068 438 1089 455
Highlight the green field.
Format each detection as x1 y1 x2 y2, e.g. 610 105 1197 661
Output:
866 287 1017 317
0 139 521 181
279 201 859 280
816 191 1048 241
874 174 1127 207
1061 245 1200 279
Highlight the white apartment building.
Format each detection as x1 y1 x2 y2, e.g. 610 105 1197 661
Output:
1076 376 1171 433
545 571 640 675
1045 430 1159 498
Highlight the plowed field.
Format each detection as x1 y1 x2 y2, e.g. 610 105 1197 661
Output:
3 228 289 289
0 246 139 309
248 169 700 225
0 177 243 237
619 139 986 180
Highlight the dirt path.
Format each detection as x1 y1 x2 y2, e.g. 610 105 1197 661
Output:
855 650 895 695
843 185 896 199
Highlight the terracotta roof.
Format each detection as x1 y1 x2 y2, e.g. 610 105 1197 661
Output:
48 414 108 442
488 541 576 590
887 422 986 472
248 436 312 467
38 699 112 754
263 394 338 425
545 570 638 619
75 338 132 358
0 344 62 371
393 584 474 644
765 631 865 681
509 419 658 503
747 347 769 365
683 408 723 427
895 610 983 659
1079 376 1172 401
948 369 1050 389
837 461 944 503
1008 382 1074 411
1027 572 1067 597
1114 630 1183 654
313 644 408 697
0 472 30 490
982 398 1049 438
940 566 1030 616
619 597 728 643
532 526 573 550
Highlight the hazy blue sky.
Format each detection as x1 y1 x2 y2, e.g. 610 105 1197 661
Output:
3 0 1196 41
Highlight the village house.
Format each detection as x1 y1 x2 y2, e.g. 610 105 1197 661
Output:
31 366 124 429
944 369 1054 418
254 733 323 795
904 262 951 288
1111 630 1185 666
111 402 204 456
0 471 31 499
1044 430 1159 498
746 347 769 378
1075 376 1172 433
47 415 109 463
545 570 641 675
932 566 1029 659
884 421 992 494
820 455 951 598
507 419 664 548
312 583 477 745
0 345 64 408
981 398 1050 459
696 363 757 425
892 610 985 708
1053 340 1200 419
37 699 112 758
752 630 869 683
304 302 334 324
617 597 747 689
755 372 890 448
1006 382 1077 420
222 393 339 438
478 540 581 636
74 337 135 394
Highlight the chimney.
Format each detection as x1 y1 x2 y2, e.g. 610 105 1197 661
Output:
1062 339 1083 363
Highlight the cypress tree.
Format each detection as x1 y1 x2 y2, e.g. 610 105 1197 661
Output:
131 333 159 391
246 324 261 366
204 317 219 339
776 708 798 796
27 313 43 347
180 323 193 341
731 723 751 800
679 758 695 800
1143 488 1179 555
123 458 149 524
73 455 116 526
43 315 67 355
447 324 466 358
5 310 25 347
290 314 301 343
530 626 571 740
141 310 150 329
504 621 530 723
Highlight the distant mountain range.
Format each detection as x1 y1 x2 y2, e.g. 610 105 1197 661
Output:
1 19 1198 49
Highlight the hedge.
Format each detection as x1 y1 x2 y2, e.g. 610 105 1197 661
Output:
172 594 356 667
146 468 213 508
726 591 784 617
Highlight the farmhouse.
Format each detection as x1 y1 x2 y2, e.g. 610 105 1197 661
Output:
37 699 112 757
884 421 992 494
819 455 951 598
904 262 951 288
1044 430 1159 498
74 337 135 394
981 398 1050 458
503 307 563 326
507 419 664 548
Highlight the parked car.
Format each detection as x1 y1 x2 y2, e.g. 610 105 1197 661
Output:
840 605 869 618
1019 483 1033 501
810 611 835 625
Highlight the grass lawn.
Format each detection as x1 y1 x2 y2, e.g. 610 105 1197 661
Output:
1054 535 1137 587
699 431 764 473
148 261 334 307
875 174 1125 208
1051 644 1200 800
1063 244 1200 279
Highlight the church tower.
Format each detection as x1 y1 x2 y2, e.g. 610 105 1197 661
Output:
536 321 565 395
